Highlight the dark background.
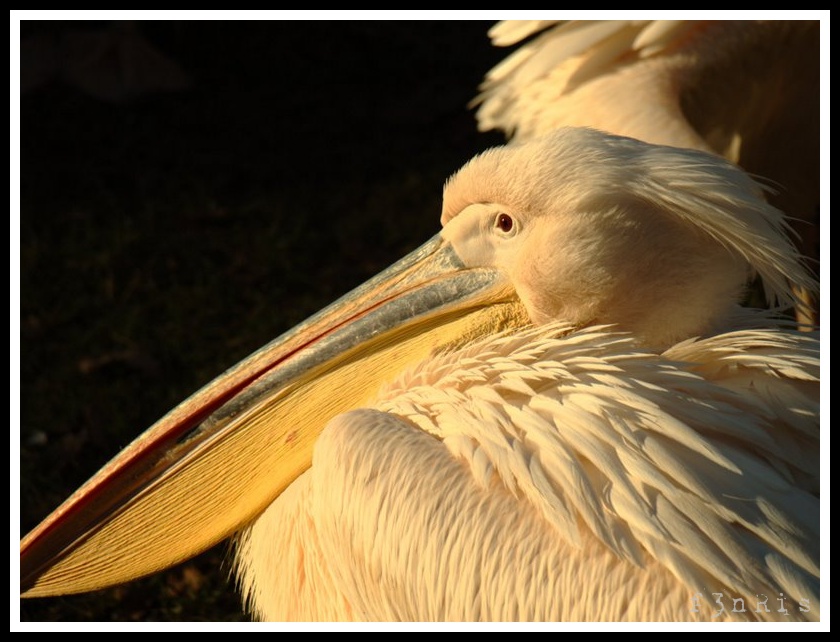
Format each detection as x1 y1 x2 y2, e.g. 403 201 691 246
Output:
18 20 508 622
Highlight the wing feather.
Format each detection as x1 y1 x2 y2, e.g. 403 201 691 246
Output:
237 322 818 620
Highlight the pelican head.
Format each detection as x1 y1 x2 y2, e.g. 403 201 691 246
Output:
441 127 809 349
19 127 817 621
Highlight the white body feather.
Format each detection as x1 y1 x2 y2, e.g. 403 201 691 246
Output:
475 20 818 158
235 322 818 621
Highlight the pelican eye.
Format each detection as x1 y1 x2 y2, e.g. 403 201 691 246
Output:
495 213 515 235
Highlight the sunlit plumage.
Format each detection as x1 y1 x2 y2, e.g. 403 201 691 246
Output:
231 127 819 621
474 19 820 324
20 21 820 624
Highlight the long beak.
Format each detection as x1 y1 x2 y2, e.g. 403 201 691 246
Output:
20 234 524 597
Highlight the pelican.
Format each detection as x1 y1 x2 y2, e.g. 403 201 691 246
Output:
20 126 819 622
473 19 820 325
